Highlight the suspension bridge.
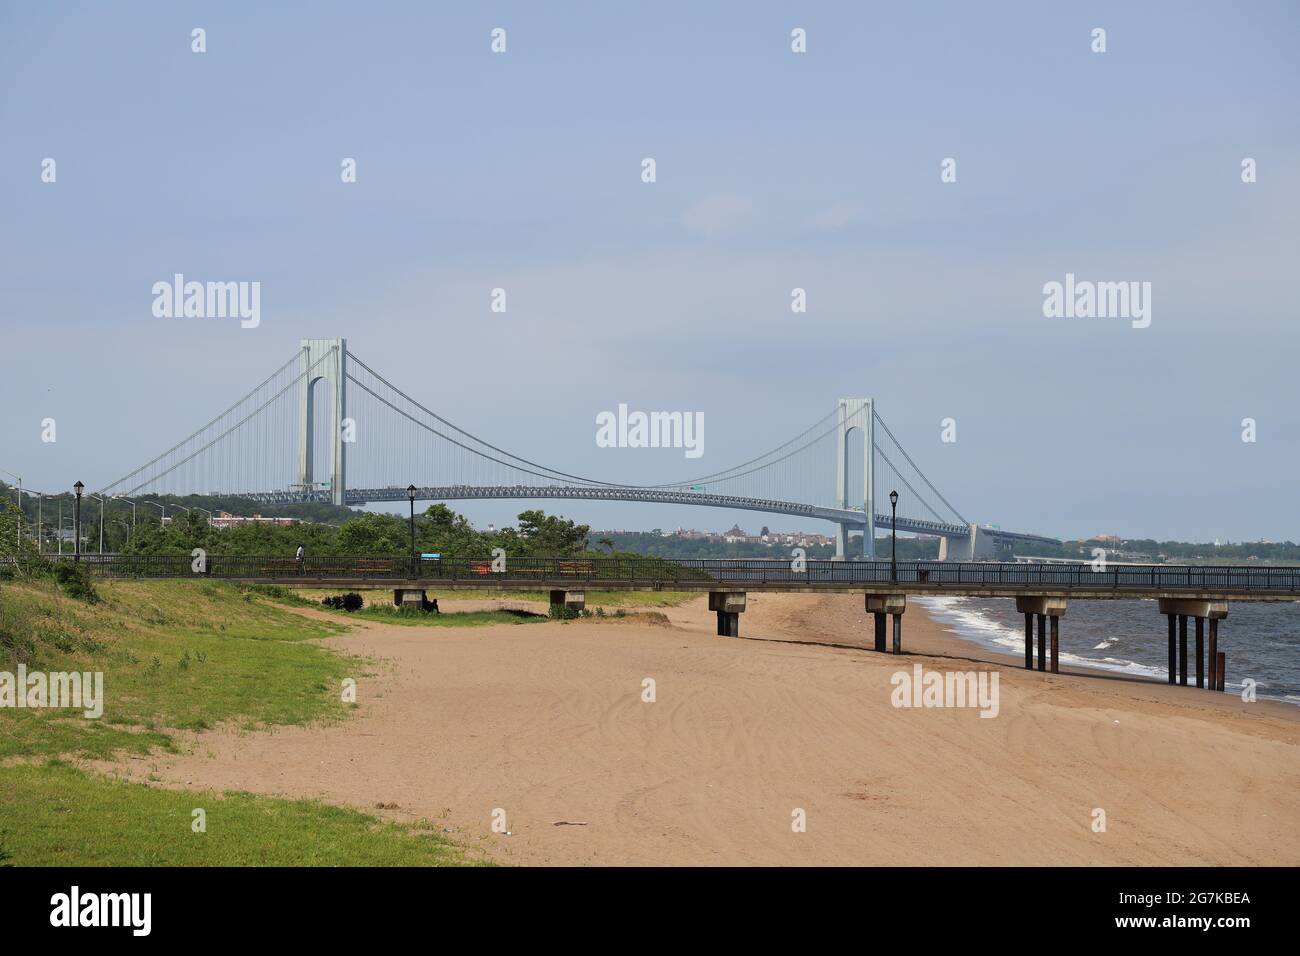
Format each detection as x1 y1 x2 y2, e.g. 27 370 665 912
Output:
96 337 1058 560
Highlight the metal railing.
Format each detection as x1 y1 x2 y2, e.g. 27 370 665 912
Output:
6 554 1300 594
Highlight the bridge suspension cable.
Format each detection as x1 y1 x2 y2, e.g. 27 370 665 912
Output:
873 410 968 526
653 406 844 488
347 351 862 497
347 352 637 489
100 343 975 536
100 347 334 497
344 373 628 487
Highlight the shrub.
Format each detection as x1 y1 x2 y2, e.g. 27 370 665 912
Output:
51 563 99 604
321 592 364 612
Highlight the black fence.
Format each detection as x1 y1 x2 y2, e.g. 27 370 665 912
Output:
7 554 1300 594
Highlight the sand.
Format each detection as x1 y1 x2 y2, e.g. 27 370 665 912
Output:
107 592 1300 866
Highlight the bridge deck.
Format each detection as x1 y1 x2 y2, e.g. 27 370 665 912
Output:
234 484 1060 546
189 578 1300 600
36 556 1300 601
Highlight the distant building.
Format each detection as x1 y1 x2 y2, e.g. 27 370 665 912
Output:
595 526 835 548
205 512 299 529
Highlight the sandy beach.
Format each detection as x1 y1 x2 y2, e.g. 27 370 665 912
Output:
107 593 1300 866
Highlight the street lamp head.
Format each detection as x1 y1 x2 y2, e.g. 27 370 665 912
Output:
406 484 417 502
889 489 899 508
74 481 84 496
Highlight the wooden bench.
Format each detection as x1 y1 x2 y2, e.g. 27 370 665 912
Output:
261 559 301 574
354 559 394 574
558 561 594 576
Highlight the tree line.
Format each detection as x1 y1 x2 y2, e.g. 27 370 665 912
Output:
0 496 593 559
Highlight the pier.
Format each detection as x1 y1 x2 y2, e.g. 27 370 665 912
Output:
30 554 1300 694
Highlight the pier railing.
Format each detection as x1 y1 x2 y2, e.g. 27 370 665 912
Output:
8 554 1300 596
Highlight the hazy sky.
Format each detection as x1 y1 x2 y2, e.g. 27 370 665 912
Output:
2 2 1297 542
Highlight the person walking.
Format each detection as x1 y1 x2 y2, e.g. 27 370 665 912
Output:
295 543 305 574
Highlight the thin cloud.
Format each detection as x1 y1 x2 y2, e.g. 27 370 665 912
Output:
682 194 756 237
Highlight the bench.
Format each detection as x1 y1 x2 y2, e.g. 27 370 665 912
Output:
558 561 593 576
354 559 394 574
261 559 301 574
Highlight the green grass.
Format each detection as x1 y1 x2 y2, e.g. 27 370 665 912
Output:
0 762 485 866
0 578 355 761
348 605 547 627
0 577 488 866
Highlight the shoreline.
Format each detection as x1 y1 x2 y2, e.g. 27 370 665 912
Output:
909 595 1300 714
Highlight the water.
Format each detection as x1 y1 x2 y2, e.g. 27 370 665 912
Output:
917 596 1300 705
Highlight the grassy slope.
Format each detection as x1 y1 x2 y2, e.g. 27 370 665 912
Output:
0 578 353 760
0 577 481 866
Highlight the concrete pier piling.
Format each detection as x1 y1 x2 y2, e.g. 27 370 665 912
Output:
1208 618 1219 690
709 592 746 637
393 588 436 611
1015 598 1066 675
1178 615 1189 686
1167 614 1177 684
1158 599 1228 691
549 589 586 612
1195 617 1205 689
865 595 906 653
1050 615 1060 674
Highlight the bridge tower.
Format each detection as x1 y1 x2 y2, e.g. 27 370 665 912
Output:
296 337 347 507
835 397 875 560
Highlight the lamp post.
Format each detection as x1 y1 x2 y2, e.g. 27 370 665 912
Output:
73 481 84 561
889 489 899 584
171 506 194 535
114 496 137 537
144 500 165 528
406 484 418 572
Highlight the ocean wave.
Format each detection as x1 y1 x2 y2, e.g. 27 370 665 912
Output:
915 596 1298 706
915 596 1165 682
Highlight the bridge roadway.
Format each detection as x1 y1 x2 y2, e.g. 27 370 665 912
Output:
61 555 1300 601
235 484 1061 547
